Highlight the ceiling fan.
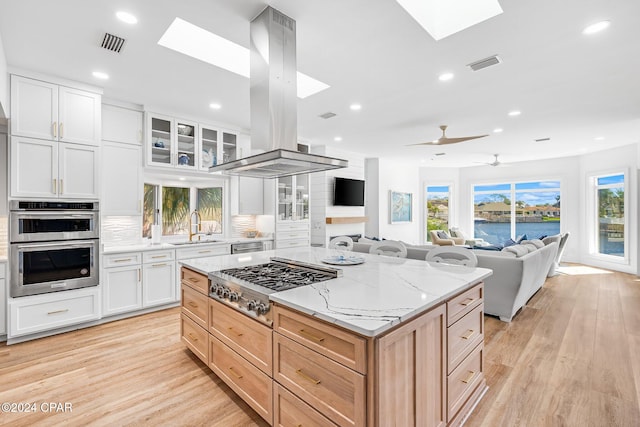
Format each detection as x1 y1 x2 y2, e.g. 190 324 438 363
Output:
407 125 489 146
475 154 503 167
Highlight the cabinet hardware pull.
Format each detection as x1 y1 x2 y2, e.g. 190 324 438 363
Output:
138 268 141 282
47 309 69 315
52 179 57 194
187 277 200 283
461 297 477 306
60 179 63 194
198 250 212 254
52 121 57 138
187 333 198 342
299 329 325 342
151 263 167 267
228 327 244 337
295 369 321 385
151 255 166 259
59 122 64 138
114 258 132 263
461 329 476 340
228 367 243 379
461 371 476 384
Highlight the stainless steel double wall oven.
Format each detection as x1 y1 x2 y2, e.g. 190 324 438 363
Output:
9 200 100 297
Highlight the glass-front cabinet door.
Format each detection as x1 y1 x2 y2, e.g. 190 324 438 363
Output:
200 126 218 170
149 116 173 167
277 174 309 221
278 176 293 221
222 132 237 164
295 174 309 220
176 119 197 169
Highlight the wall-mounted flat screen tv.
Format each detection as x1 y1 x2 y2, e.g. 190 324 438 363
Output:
334 177 365 206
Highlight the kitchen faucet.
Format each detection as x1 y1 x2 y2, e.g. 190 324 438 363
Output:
189 210 202 242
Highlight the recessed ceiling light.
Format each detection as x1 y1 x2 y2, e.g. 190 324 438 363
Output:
350 104 362 111
116 11 138 25
438 72 454 81
209 103 221 110
92 71 109 80
508 110 521 116
157 18 329 99
583 20 610 35
334 136 343 142
493 128 503 133
396 0 503 41
594 136 605 140
179 177 186 181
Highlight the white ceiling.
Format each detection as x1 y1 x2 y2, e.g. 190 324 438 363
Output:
1 0 638 167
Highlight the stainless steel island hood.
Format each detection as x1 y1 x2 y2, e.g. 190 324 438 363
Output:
209 6 348 178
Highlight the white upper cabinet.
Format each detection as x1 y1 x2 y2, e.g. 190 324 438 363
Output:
102 104 143 145
10 75 101 146
146 113 198 170
102 141 142 215
231 176 264 215
10 136 98 199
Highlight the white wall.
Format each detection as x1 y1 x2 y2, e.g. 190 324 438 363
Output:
456 156 581 263
579 144 638 274
374 158 421 243
0 30 7 118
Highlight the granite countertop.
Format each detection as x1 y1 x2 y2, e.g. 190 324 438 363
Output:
180 247 492 338
102 237 272 255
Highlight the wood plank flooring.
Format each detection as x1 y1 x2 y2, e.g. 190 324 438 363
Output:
0 265 639 426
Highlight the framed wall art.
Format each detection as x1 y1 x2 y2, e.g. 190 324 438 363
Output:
390 190 412 223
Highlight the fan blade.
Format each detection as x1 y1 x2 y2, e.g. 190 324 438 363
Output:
440 134 489 144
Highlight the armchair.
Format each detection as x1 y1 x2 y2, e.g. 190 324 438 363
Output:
449 227 489 247
429 230 465 246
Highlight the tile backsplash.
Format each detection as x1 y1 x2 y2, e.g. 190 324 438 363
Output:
231 215 257 238
102 216 143 246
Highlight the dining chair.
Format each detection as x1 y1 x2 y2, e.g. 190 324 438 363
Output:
328 235 354 251
425 246 478 267
369 240 408 258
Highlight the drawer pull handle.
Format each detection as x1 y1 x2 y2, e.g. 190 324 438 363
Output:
187 333 198 342
151 255 167 259
460 297 478 306
187 277 200 283
461 329 476 340
187 301 198 308
296 369 321 385
461 370 476 384
114 258 133 263
228 367 243 379
198 250 212 254
299 329 325 343
151 263 168 267
228 327 244 337
47 309 69 315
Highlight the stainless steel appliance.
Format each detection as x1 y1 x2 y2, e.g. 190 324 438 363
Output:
9 201 100 298
230 241 264 254
209 257 341 326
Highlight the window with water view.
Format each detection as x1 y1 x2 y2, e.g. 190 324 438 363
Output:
426 185 450 242
595 173 625 258
473 181 561 245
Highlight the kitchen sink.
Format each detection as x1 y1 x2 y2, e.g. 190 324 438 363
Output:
172 240 224 246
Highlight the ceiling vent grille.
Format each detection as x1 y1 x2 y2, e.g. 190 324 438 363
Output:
100 33 126 53
534 137 551 142
319 112 337 119
435 152 446 156
467 55 501 71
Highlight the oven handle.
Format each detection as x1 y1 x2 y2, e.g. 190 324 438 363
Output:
16 242 96 249
14 213 96 218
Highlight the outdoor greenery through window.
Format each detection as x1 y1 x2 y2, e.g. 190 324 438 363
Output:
143 183 223 238
474 181 561 246
595 173 625 258
426 185 450 242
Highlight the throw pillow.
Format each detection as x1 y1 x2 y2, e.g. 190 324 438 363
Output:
502 245 529 257
473 244 502 251
515 234 528 243
503 238 517 247
436 231 449 239
542 234 561 246
521 239 545 249
521 243 538 253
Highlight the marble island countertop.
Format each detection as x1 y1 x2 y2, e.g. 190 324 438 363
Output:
180 247 492 337
102 237 272 254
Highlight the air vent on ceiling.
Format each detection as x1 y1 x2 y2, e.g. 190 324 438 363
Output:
435 152 446 156
534 137 551 142
100 33 126 53
319 112 337 119
467 54 501 71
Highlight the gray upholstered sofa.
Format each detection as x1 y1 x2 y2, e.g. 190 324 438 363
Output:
352 239 558 322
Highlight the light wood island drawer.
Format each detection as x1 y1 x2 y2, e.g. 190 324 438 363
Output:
274 333 365 427
180 267 209 294
181 284 208 329
180 313 208 365
448 303 484 373
209 335 272 424
274 305 367 374
274 383 338 427
447 283 483 326
448 343 484 421
209 299 272 375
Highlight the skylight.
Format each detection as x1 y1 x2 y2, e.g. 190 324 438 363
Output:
395 0 503 41
157 17 329 99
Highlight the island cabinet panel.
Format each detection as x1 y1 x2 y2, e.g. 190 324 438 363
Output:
447 343 484 422
447 284 483 326
209 299 273 375
274 333 366 427
181 267 209 294
376 303 447 427
181 313 208 364
209 335 273 424
273 383 338 427
274 305 367 374
181 284 208 329
447 303 484 373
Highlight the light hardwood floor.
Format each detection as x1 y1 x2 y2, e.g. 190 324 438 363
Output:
1 265 639 426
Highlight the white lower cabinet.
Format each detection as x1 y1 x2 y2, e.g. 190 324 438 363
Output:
9 287 100 337
103 250 176 317
275 221 310 249
0 263 6 335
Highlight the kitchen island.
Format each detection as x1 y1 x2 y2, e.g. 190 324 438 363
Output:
180 247 492 427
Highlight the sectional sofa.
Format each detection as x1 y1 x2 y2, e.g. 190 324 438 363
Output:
352 239 558 322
